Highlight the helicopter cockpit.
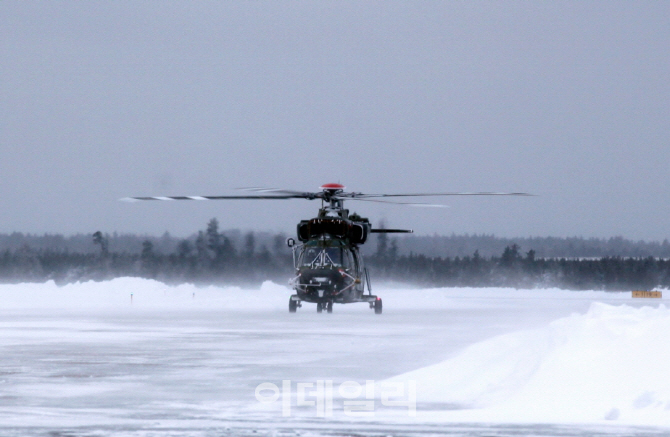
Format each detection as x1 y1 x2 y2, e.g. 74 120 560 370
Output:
298 239 356 271
290 236 367 310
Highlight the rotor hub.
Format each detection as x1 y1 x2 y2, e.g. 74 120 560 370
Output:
319 183 346 211
319 183 346 192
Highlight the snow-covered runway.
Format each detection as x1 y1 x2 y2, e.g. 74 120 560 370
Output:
0 278 667 436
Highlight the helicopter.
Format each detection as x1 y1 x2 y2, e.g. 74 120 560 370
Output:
122 183 530 314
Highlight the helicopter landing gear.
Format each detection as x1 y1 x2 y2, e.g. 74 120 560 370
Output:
289 296 301 313
316 301 333 313
374 298 382 314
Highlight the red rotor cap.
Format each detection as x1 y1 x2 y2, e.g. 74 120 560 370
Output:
320 183 345 191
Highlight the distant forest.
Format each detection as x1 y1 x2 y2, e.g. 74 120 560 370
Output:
1 219 669 291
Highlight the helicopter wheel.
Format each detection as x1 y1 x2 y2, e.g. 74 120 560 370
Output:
326 301 333 313
374 298 383 314
316 302 323 313
289 298 297 313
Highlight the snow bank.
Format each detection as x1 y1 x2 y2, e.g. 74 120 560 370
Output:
0 279 634 313
0 277 292 312
385 302 670 426
378 285 632 310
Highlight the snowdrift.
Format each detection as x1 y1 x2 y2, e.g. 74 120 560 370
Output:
0 277 292 312
0 278 631 313
385 302 670 426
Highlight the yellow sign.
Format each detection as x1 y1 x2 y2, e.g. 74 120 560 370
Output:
632 291 662 298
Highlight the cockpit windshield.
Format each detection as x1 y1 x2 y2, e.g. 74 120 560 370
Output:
300 242 353 269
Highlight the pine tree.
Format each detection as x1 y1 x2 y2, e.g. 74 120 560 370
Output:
92 231 109 257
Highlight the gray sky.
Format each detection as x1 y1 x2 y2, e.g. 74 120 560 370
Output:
2 1 669 240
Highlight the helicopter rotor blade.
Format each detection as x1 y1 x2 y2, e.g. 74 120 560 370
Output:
120 194 312 202
121 188 532 203
237 187 316 196
346 192 533 199
343 197 448 207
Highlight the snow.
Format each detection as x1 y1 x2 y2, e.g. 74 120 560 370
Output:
0 278 667 435
384 302 670 426
0 277 290 311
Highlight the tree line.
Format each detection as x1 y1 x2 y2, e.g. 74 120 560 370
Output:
3 229 670 259
0 219 668 291
369 242 667 291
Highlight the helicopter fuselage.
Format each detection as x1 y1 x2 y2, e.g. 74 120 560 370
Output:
287 210 380 313
291 238 371 304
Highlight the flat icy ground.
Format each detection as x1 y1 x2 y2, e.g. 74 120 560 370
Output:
0 279 669 436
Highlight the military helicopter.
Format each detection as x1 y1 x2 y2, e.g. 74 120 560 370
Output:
122 183 530 314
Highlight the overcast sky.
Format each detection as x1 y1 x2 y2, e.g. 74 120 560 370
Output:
1 1 669 240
